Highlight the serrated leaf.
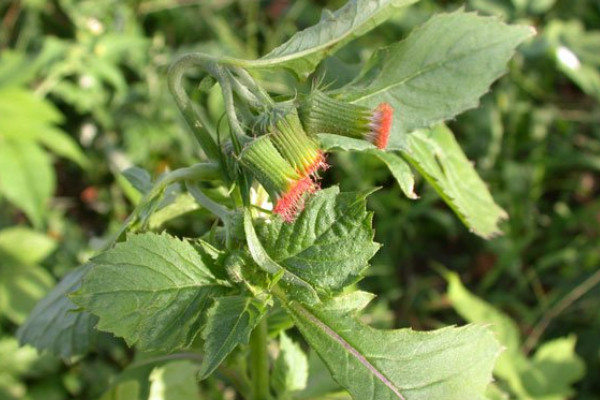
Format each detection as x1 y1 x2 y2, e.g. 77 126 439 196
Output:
0 227 56 265
198 295 266 379
244 209 320 305
337 9 534 147
283 291 501 400
71 233 227 351
149 361 201 400
258 0 420 78
271 331 309 397
402 125 508 238
257 187 379 293
0 139 55 228
18 265 100 359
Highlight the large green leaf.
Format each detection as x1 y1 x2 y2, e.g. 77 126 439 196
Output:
338 9 534 148
402 125 508 238
282 291 501 400
198 295 266 379
257 187 379 293
18 265 100 359
71 233 227 351
244 210 320 305
0 139 55 228
257 0 420 78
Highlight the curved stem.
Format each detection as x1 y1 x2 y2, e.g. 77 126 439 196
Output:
168 54 222 161
185 182 231 221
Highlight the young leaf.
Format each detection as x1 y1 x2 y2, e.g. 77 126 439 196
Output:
244 209 320 305
282 291 501 400
198 295 266 379
317 137 418 200
369 150 418 200
258 0 420 79
271 331 309 397
257 187 380 293
18 265 100 359
0 139 55 228
71 233 227 351
402 125 508 238
338 9 534 148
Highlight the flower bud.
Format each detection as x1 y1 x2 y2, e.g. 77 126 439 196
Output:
270 109 328 178
240 136 316 222
299 90 393 149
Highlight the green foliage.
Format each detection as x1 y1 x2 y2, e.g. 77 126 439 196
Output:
403 125 508 238
259 0 421 78
338 9 534 148
3 0 599 399
444 271 586 399
71 233 228 351
283 291 500 400
257 187 380 293
17 265 99 359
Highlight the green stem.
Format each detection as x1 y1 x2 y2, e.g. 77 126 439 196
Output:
250 317 270 400
185 182 231 221
168 54 222 161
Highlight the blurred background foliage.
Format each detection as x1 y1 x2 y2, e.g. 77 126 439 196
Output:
0 0 599 399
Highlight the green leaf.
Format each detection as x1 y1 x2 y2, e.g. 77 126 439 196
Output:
71 233 227 351
402 125 508 238
0 227 56 265
521 336 586 399
0 263 54 324
318 134 377 152
318 137 418 200
338 9 534 147
271 331 309 397
282 291 501 400
149 361 202 400
258 0 420 78
257 187 379 293
198 295 266 379
0 87 88 168
444 271 586 399
369 150 418 199
244 209 320 305
443 269 524 380
0 139 55 228
18 265 101 359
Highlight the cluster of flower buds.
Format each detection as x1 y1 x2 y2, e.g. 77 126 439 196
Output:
299 90 393 149
240 109 328 222
241 92 393 222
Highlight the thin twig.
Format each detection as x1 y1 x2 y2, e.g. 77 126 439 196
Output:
523 268 600 354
